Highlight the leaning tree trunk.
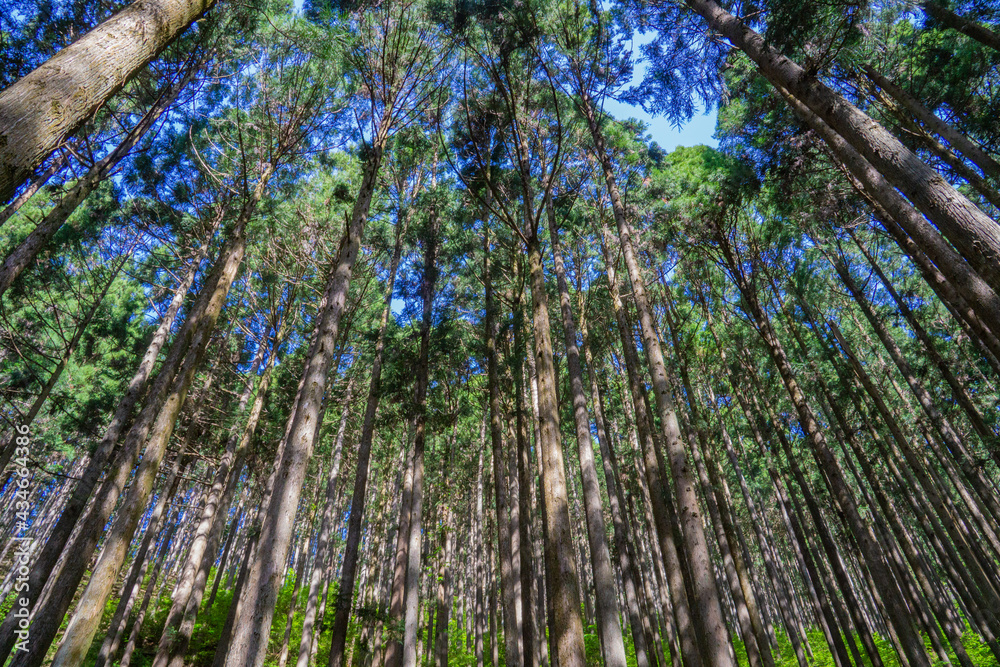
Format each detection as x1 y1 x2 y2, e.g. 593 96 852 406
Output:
849 229 1000 457
832 258 1000 545
776 87 1000 354
0 222 212 663
154 309 292 667
716 232 933 667
685 0 1000 296
47 210 247 667
13 202 249 667
921 1 1000 52
862 66 1000 182
0 0 216 203
93 453 190 667
0 62 200 297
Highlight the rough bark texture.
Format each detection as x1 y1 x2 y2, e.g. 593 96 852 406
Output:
921 1 1000 51
0 0 216 203
525 228 588 667
777 87 1000 343
862 65 1000 181
48 204 247 667
325 194 407 667
545 199 626 667
685 0 1000 295
222 144 380 667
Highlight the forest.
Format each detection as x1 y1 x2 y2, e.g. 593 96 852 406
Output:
1 0 999 666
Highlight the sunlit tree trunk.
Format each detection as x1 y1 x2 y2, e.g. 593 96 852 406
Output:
401 201 440 667
545 196 626 667
525 227 587 667
0 0 216 202
0 64 200 297
29 193 252 667
686 0 1000 295
327 206 408 667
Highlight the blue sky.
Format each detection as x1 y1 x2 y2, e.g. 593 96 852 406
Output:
604 31 719 152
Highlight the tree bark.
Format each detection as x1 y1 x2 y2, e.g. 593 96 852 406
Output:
18 199 248 667
222 113 386 667
776 86 1000 363
0 64 199 297
401 199 440 667
0 0 216 203
326 181 410 667
921 1 1000 51
544 196 627 667
598 219 701 667
685 0 1000 296
525 228 587 667
862 65 1000 181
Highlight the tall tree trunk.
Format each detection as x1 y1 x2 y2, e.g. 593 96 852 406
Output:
401 201 440 667
848 230 1000 459
525 228 587 667
580 316 652 667
434 505 454 667
921 1 1000 51
475 446 486 667
94 454 190 667
544 196 627 667
0 0 215 203
510 270 533 667
685 0 1000 295
162 312 292 667
832 258 1000 548
0 222 213 667
223 122 387 667
579 79 731 663
598 217 702 667
484 227 524 667
862 65 1000 181
326 196 409 667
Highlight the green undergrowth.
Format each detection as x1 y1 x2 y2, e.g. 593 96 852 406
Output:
67 573 999 667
